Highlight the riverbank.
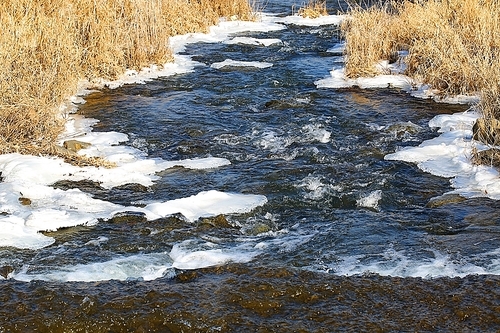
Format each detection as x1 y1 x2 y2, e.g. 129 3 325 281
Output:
341 0 500 160
0 0 252 157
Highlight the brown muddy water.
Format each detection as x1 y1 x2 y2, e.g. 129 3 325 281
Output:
2 265 500 332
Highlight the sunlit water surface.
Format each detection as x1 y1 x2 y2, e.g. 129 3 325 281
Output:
2 1 500 331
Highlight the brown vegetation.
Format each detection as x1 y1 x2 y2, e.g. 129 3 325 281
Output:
0 0 253 159
343 0 500 95
298 0 328 18
341 0 500 164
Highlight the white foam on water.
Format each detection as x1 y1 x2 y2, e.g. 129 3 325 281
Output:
211 59 273 69
356 190 383 210
296 175 339 200
330 248 500 278
170 239 259 270
301 123 331 143
13 253 175 282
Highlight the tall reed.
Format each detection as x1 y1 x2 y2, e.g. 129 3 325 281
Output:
298 0 328 18
0 0 253 156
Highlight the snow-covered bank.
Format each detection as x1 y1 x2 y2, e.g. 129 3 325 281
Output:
0 16 297 252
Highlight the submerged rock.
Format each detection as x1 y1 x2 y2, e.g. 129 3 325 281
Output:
63 140 92 153
109 211 147 224
426 194 466 208
199 214 236 229
248 223 271 235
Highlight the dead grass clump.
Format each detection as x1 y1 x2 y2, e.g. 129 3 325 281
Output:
1 0 254 163
341 4 398 77
343 0 500 96
0 0 79 155
472 148 500 169
298 0 328 18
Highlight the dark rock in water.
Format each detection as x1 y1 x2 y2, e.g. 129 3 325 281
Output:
186 128 204 138
110 211 147 224
199 214 236 229
426 194 466 208
388 51 400 64
264 99 296 109
248 223 271 235
63 140 92 153
473 118 500 145
115 183 149 193
0 265 14 279
177 141 207 154
424 211 469 235
18 197 31 206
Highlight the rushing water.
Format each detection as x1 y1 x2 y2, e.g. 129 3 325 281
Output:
2 1 500 331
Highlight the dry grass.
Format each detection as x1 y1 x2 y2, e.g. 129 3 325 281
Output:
342 0 500 96
298 0 328 18
0 0 253 160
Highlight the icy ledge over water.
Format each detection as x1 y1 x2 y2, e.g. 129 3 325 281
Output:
385 110 500 199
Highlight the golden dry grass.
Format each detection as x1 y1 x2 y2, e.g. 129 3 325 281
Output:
298 0 328 18
0 0 253 159
342 0 500 95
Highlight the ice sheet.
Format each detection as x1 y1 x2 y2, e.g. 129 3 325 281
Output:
211 59 273 69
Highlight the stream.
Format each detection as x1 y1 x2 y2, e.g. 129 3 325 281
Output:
1 1 500 331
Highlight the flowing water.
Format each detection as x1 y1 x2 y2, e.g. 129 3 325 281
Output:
2 1 500 332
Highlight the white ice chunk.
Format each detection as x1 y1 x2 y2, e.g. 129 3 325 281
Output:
211 59 273 69
274 14 346 26
327 42 345 54
145 190 268 222
0 215 55 250
385 109 500 200
315 68 413 90
226 37 282 46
